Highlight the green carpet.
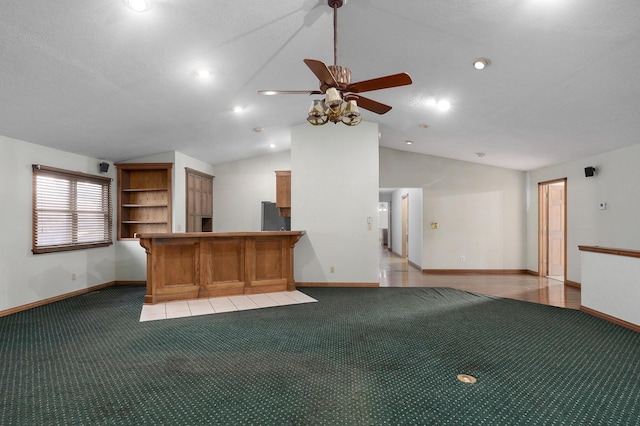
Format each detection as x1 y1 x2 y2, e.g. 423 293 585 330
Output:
1 286 639 425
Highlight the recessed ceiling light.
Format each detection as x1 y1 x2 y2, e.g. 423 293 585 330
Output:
253 127 264 133
473 58 491 70
269 143 276 148
124 0 151 12
436 100 451 111
419 124 429 129
233 106 244 113
195 68 211 78
405 140 413 145
476 152 486 157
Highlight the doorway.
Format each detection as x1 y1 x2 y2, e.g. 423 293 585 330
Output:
538 179 566 281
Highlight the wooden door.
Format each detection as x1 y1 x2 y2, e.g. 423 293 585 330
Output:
186 172 197 232
186 168 214 232
402 194 409 258
539 184 549 276
548 183 565 277
538 179 566 279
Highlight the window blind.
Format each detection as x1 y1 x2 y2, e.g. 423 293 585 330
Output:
32 165 113 254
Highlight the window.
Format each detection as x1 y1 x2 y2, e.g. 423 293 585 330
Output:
32 165 113 254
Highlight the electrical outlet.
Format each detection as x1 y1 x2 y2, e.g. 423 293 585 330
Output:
71 273 77 281
460 256 465 262
330 266 335 273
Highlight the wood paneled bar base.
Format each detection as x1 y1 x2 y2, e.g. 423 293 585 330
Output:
138 231 306 304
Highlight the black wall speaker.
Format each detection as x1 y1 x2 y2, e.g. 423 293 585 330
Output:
584 166 596 177
99 162 110 173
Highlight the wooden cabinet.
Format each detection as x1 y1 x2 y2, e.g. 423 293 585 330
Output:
186 168 214 232
116 163 172 240
275 170 291 217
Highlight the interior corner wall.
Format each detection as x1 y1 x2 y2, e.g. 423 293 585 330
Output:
115 151 176 281
212 150 292 232
291 122 380 284
380 147 527 271
114 151 215 281
526 143 640 284
0 135 117 312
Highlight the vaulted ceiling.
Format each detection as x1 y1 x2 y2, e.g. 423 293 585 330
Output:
1 0 639 171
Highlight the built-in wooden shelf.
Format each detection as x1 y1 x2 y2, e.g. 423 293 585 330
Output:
122 188 168 192
122 221 168 224
122 204 168 208
116 163 172 240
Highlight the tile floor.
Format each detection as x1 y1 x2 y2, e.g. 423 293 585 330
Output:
139 290 317 322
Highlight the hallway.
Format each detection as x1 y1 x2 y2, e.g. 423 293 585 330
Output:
379 250 581 309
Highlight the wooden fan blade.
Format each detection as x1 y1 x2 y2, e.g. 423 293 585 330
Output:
346 72 412 93
258 90 322 95
345 94 392 115
303 59 338 90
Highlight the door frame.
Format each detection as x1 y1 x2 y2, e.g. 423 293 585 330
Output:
538 178 567 279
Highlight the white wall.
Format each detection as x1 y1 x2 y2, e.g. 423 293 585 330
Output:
291 122 380 284
0 135 117 311
380 148 527 270
581 251 640 326
212 150 291 232
527 143 640 283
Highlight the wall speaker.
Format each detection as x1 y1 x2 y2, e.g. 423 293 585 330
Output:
584 166 596 177
99 162 110 173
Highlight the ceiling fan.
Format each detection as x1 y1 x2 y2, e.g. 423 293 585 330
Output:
258 0 412 125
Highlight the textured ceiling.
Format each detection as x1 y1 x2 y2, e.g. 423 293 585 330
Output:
1 0 639 171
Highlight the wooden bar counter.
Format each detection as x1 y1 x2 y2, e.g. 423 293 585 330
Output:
138 231 306 304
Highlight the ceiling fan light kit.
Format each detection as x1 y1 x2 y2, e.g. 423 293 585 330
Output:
325 87 343 109
307 100 329 125
342 100 362 126
260 0 411 126
306 95 362 127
